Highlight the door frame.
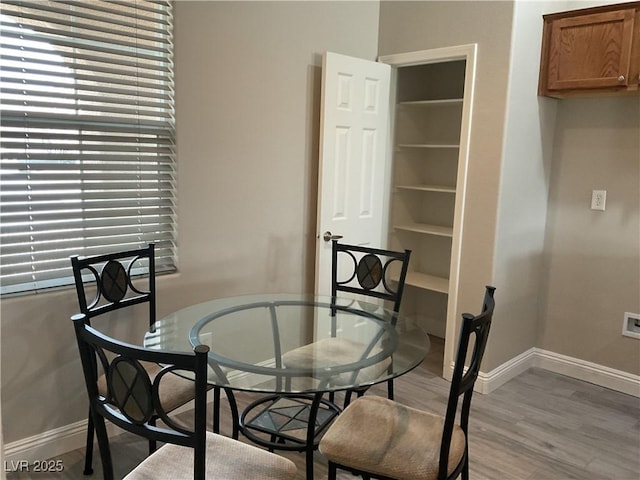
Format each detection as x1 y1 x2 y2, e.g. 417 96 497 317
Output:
378 44 477 380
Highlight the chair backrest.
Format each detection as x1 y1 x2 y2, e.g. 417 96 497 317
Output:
439 285 496 480
70 244 156 332
331 240 411 313
72 313 209 480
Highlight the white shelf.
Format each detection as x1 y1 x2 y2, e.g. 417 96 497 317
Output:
397 143 459 149
398 98 463 107
397 271 449 294
393 222 453 237
396 184 456 194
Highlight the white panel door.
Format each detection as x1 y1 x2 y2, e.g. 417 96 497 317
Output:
315 52 391 296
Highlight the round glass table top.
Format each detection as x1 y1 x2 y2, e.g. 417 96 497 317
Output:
144 293 429 394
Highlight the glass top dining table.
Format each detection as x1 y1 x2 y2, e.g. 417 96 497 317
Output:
144 293 430 395
144 293 430 480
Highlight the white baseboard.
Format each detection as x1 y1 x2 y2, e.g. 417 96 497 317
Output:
475 348 537 394
5 350 639 465
4 396 201 467
3 420 123 467
532 348 640 397
475 347 640 397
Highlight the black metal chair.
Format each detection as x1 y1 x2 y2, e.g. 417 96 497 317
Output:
71 314 297 480
70 244 158 333
331 240 411 315
70 244 199 474
319 286 496 480
282 240 411 405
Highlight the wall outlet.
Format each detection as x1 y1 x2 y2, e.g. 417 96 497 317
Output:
622 312 640 339
591 190 606 211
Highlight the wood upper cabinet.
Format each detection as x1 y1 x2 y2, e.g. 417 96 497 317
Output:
539 2 640 97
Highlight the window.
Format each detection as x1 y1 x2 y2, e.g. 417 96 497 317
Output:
0 0 176 295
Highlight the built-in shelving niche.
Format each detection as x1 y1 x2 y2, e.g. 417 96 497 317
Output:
389 60 466 346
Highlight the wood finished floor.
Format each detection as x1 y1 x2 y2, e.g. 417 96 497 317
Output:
8 338 640 479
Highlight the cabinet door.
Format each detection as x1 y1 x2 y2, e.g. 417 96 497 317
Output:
546 9 635 90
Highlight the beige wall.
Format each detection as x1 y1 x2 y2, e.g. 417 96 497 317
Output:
378 1 515 368
0 291 150 445
541 96 640 374
0 0 380 445
172 0 380 308
379 0 640 375
538 0 640 374
489 0 559 370
496 0 640 374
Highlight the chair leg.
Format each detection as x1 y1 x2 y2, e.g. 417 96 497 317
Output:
83 409 94 475
92 411 113 480
224 387 240 439
148 419 157 455
213 387 221 434
461 456 470 480
387 378 394 400
268 434 278 452
343 390 353 408
327 462 337 480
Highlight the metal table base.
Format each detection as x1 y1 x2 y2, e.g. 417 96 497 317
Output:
240 392 341 479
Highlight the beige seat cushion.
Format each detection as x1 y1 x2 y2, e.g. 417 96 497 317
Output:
97 361 198 413
319 396 466 480
123 431 297 480
281 337 392 385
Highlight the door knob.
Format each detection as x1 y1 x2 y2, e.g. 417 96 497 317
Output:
618 75 626 82
323 231 344 242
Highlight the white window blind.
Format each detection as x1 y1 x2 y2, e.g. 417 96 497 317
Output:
0 0 176 295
